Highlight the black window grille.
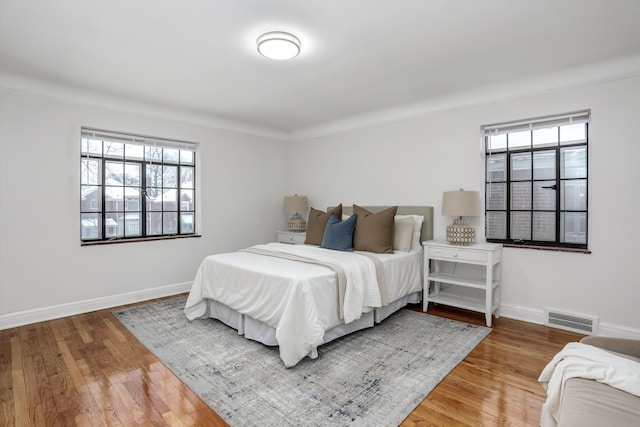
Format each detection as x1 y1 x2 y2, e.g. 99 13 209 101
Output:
80 128 197 243
483 111 589 250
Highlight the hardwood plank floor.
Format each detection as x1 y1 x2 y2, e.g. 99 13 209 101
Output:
1 298 583 426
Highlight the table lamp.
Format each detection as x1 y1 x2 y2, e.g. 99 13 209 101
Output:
283 195 309 231
442 189 481 245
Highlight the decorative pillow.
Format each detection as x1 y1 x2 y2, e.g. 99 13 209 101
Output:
304 204 342 245
396 214 424 251
353 205 398 254
321 213 357 251
393 216 414 252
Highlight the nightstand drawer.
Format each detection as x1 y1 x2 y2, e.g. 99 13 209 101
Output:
427 246 487 263
277 231 306 244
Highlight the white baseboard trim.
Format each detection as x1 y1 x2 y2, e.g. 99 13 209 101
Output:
499 303 640 339
0 282 192 330
499 303 545 325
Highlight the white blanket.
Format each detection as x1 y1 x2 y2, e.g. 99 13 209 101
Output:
538 342 640 427
184 243 382 367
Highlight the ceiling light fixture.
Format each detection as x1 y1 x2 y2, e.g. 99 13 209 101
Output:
257 31 301 60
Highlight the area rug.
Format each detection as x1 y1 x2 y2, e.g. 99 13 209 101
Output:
114 296 490 426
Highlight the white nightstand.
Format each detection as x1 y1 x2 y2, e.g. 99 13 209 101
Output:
423 240 502 327
277 230 306 244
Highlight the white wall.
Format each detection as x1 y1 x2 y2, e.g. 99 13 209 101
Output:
0 88 289 326
290 75 640 337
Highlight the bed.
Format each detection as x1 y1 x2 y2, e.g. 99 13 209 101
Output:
185 205 434 367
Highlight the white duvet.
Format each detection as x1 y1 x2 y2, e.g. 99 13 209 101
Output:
184 243 384 367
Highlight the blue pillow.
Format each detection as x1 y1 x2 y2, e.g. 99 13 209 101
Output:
321 213 357 251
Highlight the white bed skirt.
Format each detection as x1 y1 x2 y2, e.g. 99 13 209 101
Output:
206 290 422 359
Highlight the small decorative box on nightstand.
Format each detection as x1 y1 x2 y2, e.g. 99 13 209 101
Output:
423 240 502 327
277 230 306 244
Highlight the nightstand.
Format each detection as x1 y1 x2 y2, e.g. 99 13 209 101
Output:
423 240 502 327
277 230 306 244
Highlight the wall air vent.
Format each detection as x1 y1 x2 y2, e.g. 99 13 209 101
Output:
544 308 598 335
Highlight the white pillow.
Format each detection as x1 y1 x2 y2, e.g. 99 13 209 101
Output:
393 216 414 252
395 214 424 251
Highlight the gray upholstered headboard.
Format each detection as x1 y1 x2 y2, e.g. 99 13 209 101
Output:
329 206 434 243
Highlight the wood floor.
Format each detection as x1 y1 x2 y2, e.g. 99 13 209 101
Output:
1 298 583 426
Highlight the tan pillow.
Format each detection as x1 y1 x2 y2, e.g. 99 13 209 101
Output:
393 216 414 252
304 204 342 245
353 205 398 254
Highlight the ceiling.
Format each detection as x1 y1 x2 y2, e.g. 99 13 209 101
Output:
2 0 640 139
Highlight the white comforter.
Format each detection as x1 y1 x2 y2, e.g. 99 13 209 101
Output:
184 243 383 367
538 342 640 427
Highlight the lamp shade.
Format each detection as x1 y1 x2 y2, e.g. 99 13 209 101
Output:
442 190 481 217
283 195 308 213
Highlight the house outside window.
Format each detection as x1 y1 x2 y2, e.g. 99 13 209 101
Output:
483 111 589 250
81 128 197 243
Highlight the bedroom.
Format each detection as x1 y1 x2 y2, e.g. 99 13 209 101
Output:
1 0 639 425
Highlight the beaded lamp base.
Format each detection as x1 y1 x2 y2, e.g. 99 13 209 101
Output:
446 218 475 246
287 213 307 232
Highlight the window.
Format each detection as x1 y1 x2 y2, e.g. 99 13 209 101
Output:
483 111 589 250
81 128 197 243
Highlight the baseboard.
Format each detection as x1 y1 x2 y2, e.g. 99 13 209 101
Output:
0 282 192 330
499 303 640 339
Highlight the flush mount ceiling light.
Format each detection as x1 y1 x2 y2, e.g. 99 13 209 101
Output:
257 31 301 60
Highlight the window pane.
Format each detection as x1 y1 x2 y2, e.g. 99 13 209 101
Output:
125 188 140 211
488 134 506 151
511 153 531 180
486 211 506 240
511 182 531 210
532 127 558 147
508 131 530 149
147 164 163 187
533 150 555 180
561 146 587 179
511 212 531 240
560 123 586 144
124 163 140 186
81 186 101 212
104 141 124 158
163 166 178 188
125 213 141 237
180 190 194 211
105 187 124 212
561 212 587 244
561 179 587 211
180 150 194 164
164 212 178 234
533 180 556 210
146 188 162 211
486 183 506 210
82 138 102 156
105 213 122 238
145 146 162 161
181 166 194 189
125 144 144 160
533 212 556 241
163 148 179 163
147 212 163 235
105 161 124 185
81 213 101 240
81 158 101 185
180 213 194 234
163 189 177 211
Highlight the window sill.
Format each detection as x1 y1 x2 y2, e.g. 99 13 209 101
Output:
81 234 201 246
502 243 591 254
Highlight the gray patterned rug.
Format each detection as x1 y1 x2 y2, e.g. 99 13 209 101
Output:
114 296 490 426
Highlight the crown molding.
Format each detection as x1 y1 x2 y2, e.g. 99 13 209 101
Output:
289 54 640 142
0 72 290 142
